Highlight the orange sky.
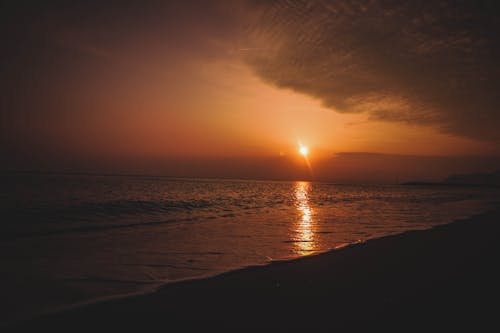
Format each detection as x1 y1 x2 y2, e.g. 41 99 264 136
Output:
33 61 496 160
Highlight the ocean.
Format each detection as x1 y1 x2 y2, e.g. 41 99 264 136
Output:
2 174 499 324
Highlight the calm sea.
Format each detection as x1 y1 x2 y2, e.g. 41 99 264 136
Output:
2 174 499 324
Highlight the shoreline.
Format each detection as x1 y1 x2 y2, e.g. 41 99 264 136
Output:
2 236 361 327
10 208 500 331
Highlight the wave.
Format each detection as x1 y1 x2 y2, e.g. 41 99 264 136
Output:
0 216 202 241
11 199 213 220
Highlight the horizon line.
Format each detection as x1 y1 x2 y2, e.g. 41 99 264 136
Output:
3 169 408 185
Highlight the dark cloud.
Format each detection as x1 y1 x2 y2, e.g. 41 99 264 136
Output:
244 0 500 141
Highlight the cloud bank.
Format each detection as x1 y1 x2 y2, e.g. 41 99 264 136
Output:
244 0 500 141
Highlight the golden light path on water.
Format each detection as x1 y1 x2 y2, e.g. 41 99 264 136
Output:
293 181 317 256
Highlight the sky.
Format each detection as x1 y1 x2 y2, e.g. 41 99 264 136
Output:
1 0 500 182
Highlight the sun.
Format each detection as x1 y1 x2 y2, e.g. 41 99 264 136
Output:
299 145 308 157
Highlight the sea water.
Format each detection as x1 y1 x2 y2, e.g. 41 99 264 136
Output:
2 174 499 324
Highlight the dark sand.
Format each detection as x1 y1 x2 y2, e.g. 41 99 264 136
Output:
10 210 500 332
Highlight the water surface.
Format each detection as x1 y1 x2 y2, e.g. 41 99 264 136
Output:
2 174 499 324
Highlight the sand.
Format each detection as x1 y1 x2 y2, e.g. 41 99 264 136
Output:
9 209 500 332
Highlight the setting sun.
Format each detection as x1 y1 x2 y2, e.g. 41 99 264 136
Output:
299 145 309 157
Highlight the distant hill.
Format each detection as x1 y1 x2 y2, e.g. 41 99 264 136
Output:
444 170 500 186
403 170 500 187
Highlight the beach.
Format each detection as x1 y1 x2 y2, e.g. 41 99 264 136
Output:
10 208 500 332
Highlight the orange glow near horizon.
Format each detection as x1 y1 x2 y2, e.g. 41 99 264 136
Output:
24 60 499 164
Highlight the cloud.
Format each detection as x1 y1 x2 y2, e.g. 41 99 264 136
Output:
244 0 500 141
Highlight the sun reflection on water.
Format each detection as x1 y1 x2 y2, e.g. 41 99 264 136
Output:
293 181 316 256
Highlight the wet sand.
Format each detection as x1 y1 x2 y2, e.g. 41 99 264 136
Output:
10 209 500 332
